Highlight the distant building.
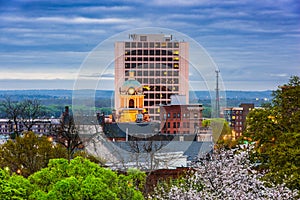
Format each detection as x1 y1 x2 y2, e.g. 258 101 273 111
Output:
223 103 254 138
117 71 149 123
160 95 206 135
115 34 189 121
0 118 60 135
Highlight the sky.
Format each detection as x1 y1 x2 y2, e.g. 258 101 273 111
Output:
0 0 299 91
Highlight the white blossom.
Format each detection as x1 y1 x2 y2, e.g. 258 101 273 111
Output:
151 147 298 200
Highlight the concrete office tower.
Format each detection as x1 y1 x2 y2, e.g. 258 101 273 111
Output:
115 34 189 121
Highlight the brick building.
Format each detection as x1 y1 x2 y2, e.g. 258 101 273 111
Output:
159 96 203 134
223 103 254 138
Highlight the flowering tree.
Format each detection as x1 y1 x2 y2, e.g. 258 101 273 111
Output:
151 147 298 199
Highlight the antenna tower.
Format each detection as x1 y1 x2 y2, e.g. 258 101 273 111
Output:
215 70 220 118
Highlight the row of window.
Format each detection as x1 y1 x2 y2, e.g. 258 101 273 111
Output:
125 56 179 62
144 100 170 107
144 92 176 99
235 127 243 131
125 49 179 56
125 78 180 85
146 108 161 115
0 128 51 133
164 122 199 129
125 42 179 48
163 112 199 119
125 63 179 69
125 70 179 77
162 131 191 134
142 85 179 92
224 110 243 115
232 116 243 120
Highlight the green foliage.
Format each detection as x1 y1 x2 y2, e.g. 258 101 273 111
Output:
202 118 234 148
1 157 145 199
263 132 300 190
244 76 300 190
0 131 67 177
73 150 106 166
272 75 300 133
0 169 35 200
127 168 146 192
202 106 211 118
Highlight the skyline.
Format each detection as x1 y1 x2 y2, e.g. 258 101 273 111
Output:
0 0 299 91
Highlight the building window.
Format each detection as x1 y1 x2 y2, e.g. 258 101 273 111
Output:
173 122 176 128
177 113 180 118
167 122 170 128
167 113 170 118
179 136 184 142
173 113 177 118
177 122 180 128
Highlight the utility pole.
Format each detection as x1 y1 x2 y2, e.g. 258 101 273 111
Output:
215 70 220 118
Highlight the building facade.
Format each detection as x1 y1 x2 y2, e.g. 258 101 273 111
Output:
159 95 203 134
0 118 60 135
223 103 254 138
115 34 189 121
117 71 148 122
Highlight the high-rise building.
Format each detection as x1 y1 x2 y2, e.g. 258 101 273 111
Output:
115 34 189 121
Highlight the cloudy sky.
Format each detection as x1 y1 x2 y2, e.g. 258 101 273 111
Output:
0 0 299 91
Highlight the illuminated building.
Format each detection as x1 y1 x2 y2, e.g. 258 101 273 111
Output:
224 103 254 138
115 34 189 121
117 71 149 122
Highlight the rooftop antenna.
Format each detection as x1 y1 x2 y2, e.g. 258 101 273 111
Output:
215 70 220 118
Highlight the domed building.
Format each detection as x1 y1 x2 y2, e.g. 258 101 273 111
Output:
117 71 148 122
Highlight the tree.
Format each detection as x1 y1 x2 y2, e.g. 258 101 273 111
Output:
244 75 300 190
0 157 145 199
150 147 298 199
202 118 234 148
272 75 300 133
0 97 47 137
20 99 47 131
0 131 67 177
0 168 35 200
0 97 23 136
53 106 83 162
264 132 300 190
